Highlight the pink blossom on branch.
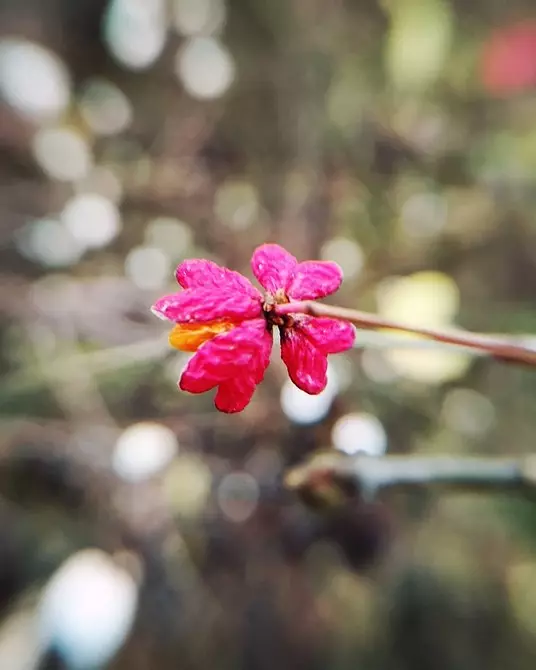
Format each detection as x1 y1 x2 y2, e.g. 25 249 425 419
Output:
152 244 355 413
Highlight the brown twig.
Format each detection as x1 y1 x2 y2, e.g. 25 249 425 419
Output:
276 301 536 368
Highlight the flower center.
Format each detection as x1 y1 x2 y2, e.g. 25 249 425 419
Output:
262 289 292 328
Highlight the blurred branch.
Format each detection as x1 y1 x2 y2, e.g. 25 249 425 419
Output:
285 453 536 509
1 336 168 399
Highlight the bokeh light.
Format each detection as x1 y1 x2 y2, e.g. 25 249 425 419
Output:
176 37 235 100
113 422 178 483
104 0 168 71
376 272 460 327
38 550 138 669
331 413 388 456
217 471 260 523
214 180 260 231
79 78 133 136
360 349 399 385
375 272 470 384
76 166 124 203
163 454 213 518
16 219 83 268
125 245 172 289
400 191 448 239
385 0 453 91
441 388 496 438
61 194 122 249
32 127 93 182
145 217 194 258
280 363 340 425
320 237 365 280
0 38 70 122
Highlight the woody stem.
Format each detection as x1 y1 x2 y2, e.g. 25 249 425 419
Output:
275 301 536 368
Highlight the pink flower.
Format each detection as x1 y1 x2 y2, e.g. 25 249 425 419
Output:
481 21 536 96
152 244 355 413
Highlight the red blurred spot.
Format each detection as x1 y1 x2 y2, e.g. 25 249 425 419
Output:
481 20 536 96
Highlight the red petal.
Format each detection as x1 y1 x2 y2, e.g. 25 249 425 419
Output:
214 377 257 413
151 288 261 324
251 244 297 293
179 319 273 411
178 362 218 394
298 317 355 354
176 259 260 298
287 261 343 300
280 328 328 395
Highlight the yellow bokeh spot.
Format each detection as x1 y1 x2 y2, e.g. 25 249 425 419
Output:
168 321 234 352
374 271 469 384
376 271 460 327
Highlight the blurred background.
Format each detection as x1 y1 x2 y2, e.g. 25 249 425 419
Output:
1 0 536 668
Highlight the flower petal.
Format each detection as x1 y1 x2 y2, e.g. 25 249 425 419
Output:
287 261 343 300
176 259 260 298
297 317 356 354
214 377 257 413
179 319 273 411
168 321 235 352
280 328 328 395
214 331 271 411
152 288 261 324
177 361 218 394
251 244 297 293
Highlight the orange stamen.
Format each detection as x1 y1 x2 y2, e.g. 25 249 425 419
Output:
168 321 235 352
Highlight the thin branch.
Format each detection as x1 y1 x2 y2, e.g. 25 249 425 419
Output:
276 301 536 368
285 452 536 507
352 329 536 355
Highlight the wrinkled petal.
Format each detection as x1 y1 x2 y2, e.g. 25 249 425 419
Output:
177 362 218 394
176 259 260 298
280 328 328 395
215 377 257 413
168 321 235 352
179 319 273 412
152 288 261 324
297 317 355 354
251 244 297 293
287 261 343 300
